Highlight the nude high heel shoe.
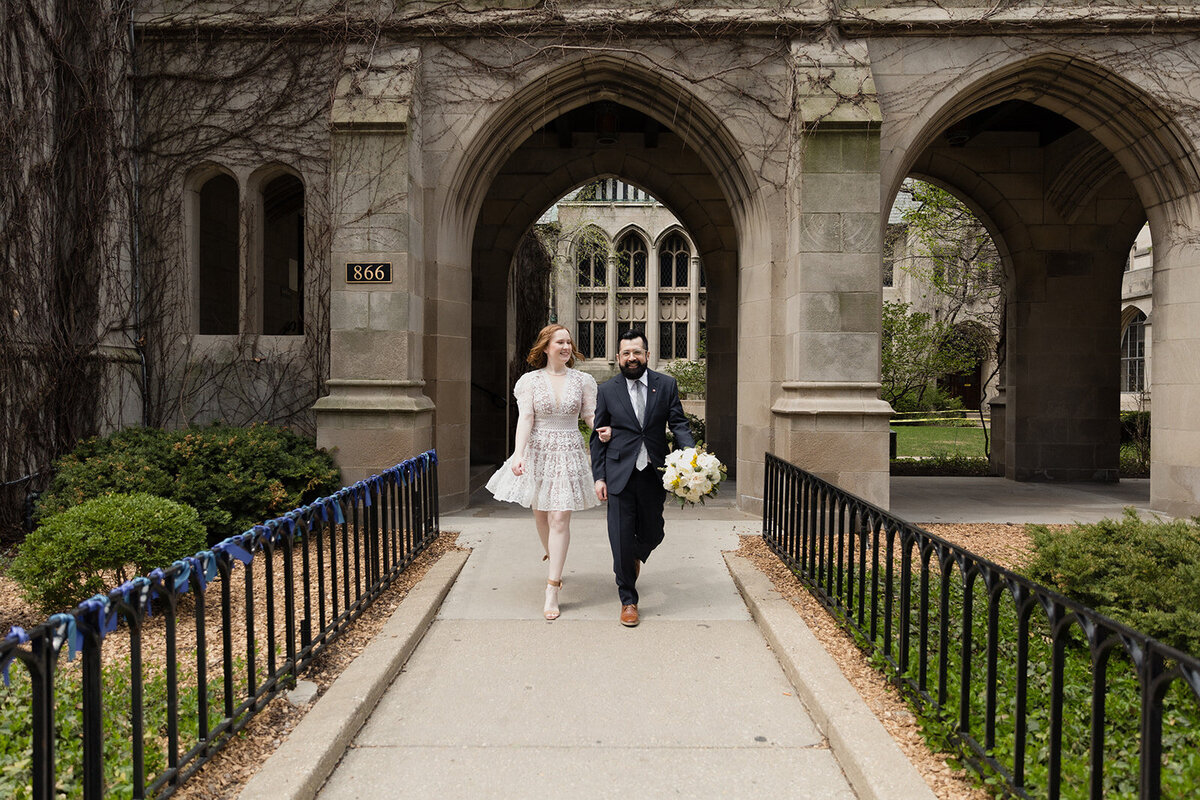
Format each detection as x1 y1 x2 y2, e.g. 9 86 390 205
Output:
544 579 562 620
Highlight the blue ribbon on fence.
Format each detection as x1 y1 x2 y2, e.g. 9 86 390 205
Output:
47 614 81 661
214 536 254 567
116 577 153 616
79 594 119 640
1 627 30 686
1 451 437 683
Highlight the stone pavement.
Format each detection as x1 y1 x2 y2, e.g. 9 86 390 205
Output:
243 477 1149 800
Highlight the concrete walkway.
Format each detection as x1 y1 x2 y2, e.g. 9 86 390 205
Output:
244 477 1150 800
311 489 876 799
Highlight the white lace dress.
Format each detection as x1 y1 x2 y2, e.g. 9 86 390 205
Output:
485 368 600 511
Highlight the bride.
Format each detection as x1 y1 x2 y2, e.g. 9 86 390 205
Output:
485 324 611 620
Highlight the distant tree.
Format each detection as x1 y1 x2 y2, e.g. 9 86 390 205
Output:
881 300 981 410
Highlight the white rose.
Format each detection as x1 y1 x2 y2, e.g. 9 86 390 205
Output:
686 472 712 494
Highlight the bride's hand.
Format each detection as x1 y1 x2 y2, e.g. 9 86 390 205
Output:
595 426 612 443
511 459 525 476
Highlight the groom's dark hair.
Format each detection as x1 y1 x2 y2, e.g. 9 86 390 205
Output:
618 328 648 352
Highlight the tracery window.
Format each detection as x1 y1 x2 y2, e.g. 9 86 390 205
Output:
1121 311 1146 392
616 234 647 288
576 232 606 288
659 233 689 288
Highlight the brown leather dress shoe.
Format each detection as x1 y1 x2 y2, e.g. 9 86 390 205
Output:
620 604 639 627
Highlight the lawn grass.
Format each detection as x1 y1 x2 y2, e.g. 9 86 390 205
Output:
893 424 987 458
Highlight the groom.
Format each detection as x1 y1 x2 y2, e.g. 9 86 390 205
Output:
591 329 695 627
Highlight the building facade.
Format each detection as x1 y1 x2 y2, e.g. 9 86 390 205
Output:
11 2 1200 519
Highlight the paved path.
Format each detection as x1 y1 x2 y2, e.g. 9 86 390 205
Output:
313 495 864 799
246 476 1148 800
890 476 1154 524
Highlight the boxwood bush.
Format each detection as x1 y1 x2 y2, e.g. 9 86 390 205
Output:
10 492 206 612
1024 509 1200 655
36 423 341 545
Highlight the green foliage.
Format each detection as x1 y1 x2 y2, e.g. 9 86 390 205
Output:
664 359 706 395
667 413 706 450
896 180 1002 299
889 384 966 414
835 552 1200 798
0 658 224 799
10 493 205 612
1025 509 1200 654
881 301 981 409
36 423 340 546
1119 410 1150 444
1119 410 1150 476
888 453 991 477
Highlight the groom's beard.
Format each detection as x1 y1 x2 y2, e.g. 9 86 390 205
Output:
620 361 647 380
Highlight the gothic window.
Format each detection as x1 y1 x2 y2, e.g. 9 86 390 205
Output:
1121 311 1146 392
659 321 687 360
659 233 689 288
577 321 606 359
576 233 606 287
261 174 304 335
616 234 647 287
197 174 239 334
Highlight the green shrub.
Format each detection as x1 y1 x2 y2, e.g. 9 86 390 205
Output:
666 413 706 450
664 359 706 395
889 453 991 476
36 423 341 545
1119 410 1150 444
10 493 206 612
890 385 966 414
1024 509 1200 655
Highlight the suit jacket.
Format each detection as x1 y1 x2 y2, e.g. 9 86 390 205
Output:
590 368 696 495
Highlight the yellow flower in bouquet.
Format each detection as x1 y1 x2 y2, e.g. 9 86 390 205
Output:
661 445 727 507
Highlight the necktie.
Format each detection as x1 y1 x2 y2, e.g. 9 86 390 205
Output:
633 381 649 471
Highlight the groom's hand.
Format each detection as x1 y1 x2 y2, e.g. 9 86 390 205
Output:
594 480 607 501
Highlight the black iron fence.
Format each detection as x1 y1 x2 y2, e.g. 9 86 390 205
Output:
0 450 440 799
763 453 1200 800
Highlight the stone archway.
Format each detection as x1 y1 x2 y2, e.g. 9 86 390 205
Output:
880 50 1200 511
429 55 762 511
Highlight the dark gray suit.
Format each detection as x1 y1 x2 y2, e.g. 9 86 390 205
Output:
590 369 695 605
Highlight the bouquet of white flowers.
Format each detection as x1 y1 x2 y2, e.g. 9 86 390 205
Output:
661 445 727 507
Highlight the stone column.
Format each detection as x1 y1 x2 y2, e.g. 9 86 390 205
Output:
606 254 618 364
688 256 701 360
647 252 660 367
315 48 434 484
1150 221 1200 516
770 43 891 508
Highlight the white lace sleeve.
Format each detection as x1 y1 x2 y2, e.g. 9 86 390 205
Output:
514 372 535 416
580 371 597 427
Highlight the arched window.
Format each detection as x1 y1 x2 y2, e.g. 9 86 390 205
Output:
1121 310 1147 392
616 234 647 287
261 174 304 335
197 174 239 334
575 232 606 288
659 233 689 288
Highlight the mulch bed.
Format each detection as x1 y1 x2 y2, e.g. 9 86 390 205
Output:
0 533 466 800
